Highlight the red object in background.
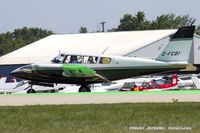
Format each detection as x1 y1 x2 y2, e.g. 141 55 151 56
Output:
139 74 178 91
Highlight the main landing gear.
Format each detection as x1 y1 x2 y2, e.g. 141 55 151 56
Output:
24 84 36 93
78 84 91 92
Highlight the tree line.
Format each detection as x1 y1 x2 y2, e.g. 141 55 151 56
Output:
0 11 200 57
80 11 200 34
0 27 53 56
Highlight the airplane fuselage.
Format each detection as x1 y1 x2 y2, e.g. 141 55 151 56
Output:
11 56 186 84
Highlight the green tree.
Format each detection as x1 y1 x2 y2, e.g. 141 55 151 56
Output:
116 12 197 31
132 11 150 30
0 27 53 56
151 14 196 29
107 28 118 32
118 14 133 31
79 27 87 33
118 11 150 31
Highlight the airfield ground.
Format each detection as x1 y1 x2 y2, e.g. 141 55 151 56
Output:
0 90 200 105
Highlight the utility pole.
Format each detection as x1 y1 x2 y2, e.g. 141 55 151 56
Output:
100 21 106 32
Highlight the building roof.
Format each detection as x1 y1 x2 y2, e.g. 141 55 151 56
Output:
0 29 176 65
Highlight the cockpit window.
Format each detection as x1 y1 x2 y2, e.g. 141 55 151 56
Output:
83 56 98 64
63 55 82 64
52 54 65 63
53 54 102 64
100 57 111 64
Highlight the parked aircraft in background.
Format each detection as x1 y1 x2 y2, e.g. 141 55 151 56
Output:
0 76 65 94
1 74 199 94
10 26 195 92
0 76 18 94
119 74 178 91
59 82 124 93
178 75 194 89
13 80 65 93
191 74 200 89
139 74 178 91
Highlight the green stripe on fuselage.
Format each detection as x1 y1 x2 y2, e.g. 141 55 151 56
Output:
62 64 96 77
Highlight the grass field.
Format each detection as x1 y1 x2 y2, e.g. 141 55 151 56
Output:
0 102 200 133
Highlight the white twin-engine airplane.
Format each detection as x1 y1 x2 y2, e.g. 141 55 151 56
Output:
11 26 195 92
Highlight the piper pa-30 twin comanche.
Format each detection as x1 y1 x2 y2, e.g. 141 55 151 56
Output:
11 26 195 92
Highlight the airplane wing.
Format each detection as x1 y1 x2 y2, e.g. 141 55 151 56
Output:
90 73 110 83
62 64 110 83
33 64 110 83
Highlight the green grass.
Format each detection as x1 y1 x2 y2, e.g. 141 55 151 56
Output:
0 103 200 133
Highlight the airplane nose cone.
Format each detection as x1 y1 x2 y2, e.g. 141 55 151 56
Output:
10 65 33 79
10 68 21 77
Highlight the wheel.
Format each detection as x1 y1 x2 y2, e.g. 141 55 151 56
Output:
27 89 36 93
79 86 91 92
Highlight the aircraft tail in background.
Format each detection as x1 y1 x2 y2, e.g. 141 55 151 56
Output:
170 74 178 86
191 74 200 89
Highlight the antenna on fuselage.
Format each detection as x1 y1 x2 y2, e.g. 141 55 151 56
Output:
101 47 109 55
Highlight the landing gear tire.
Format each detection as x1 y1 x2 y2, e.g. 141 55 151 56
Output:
27 89 36 93
79 85 91 92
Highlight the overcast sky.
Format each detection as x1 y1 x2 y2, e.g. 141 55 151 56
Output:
0 0 200 34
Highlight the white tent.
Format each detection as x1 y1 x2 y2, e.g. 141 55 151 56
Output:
0 29 176 65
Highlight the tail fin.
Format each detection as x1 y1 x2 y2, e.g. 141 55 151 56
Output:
191 74 200 89
171 74 178 86
156 26 195 62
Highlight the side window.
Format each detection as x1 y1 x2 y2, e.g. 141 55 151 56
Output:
63 55 82 64
63 55 70 63
100 57 111 64
83 56 98 64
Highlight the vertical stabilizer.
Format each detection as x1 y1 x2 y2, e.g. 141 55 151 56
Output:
191 74 200 89
171 74 178 86
156 26 195 62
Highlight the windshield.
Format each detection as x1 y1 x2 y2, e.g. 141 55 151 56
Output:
153 79 165 84
122 82 135 88
52 54 65 63
163 77 171 84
